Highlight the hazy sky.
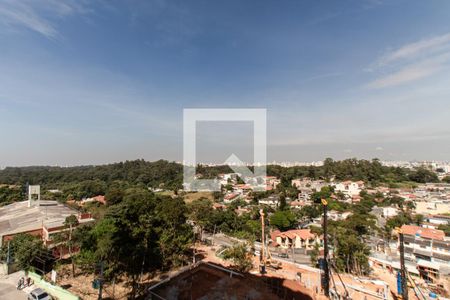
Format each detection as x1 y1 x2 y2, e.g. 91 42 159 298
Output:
1 0 450 166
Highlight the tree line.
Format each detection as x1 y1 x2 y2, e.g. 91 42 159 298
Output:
0 158 440 198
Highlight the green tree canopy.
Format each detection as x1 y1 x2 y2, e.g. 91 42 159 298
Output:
270 210 297 231
222 243 253 273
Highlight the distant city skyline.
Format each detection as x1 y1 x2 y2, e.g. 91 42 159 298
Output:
1 0 450 166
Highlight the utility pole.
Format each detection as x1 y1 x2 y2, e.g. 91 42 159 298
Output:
212 224 217 246
260 209 266 274
98 262 104 300
322 199 330 297
398 229 409 300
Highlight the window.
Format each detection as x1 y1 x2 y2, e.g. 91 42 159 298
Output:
38 293 49 300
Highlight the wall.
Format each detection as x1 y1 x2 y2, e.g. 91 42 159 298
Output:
0 262 18 275
1 228 43 246
28 272 80 300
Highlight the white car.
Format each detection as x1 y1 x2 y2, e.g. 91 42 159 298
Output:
28 288 52 300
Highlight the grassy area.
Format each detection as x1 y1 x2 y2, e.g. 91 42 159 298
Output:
155 190 176 197
182 191 215 203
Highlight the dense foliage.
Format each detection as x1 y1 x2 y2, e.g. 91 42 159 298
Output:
222 243 253 272
0 157 444 285
73 188 193 297
0 159 441 203
0 160 183 192
0 185 25 206
0 234 46 271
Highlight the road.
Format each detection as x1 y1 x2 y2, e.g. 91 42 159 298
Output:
0 271 27 300
204 233 311 265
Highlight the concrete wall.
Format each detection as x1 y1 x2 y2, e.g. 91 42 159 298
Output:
0 262 19 275
28 272 80 300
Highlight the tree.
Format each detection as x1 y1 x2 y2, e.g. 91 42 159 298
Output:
413 214 424 226
442 176 450 184
309 242 320 267
383 212 412 244
64 215 79 276
329 226 370 274
243 219 262 242
298 205 321 221
154 197 194 268
223 243 253 273
0 185 25 206
311 186 334 204
278 194 287 211
438 224 450 237
187 198 214 238
408 167 439 183
81 189 193 299
52 231 67 260
270 210 296 231
105 188 124 206
2 234 45 272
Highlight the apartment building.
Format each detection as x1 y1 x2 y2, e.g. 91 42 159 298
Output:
400 225 450 282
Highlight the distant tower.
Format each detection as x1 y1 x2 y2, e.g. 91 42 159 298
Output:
28 185 41 207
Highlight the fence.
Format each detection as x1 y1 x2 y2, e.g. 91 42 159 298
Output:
28 271 80 300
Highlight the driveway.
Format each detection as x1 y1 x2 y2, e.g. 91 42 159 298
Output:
0 271 28 300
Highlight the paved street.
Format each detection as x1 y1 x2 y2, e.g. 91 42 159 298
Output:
0 271 27 300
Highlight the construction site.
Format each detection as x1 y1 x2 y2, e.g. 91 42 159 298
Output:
148 261 314 300
145 201 448 300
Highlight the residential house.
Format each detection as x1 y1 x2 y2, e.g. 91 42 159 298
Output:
223 193 241 204
290 200 308 209
328 210 352 221
426 215 450 226
258 195 279 208
333 181 365 198
81 195 106 205
271 229 322 250
266 176 281 191
291 179 326 191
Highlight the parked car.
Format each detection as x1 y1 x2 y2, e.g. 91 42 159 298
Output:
278 252 289 258
28 288 52 300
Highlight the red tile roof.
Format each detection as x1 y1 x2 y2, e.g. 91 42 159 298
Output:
93 195 106 204
212 203 226 210
272 229 315 241
401 225 445 240
224 193 239 200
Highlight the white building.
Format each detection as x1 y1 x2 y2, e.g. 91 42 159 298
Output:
333 181 365 197
400 225 450 283
427 215 450 226
382 207 399 218
258 195 279 208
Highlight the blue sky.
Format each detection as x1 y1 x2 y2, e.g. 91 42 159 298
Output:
1 0 450 166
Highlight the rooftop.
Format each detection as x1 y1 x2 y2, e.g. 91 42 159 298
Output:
400 224 445 240
0 200 88 237
148 261 313 300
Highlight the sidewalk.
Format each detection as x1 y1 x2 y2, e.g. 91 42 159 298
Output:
0 271 28 300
